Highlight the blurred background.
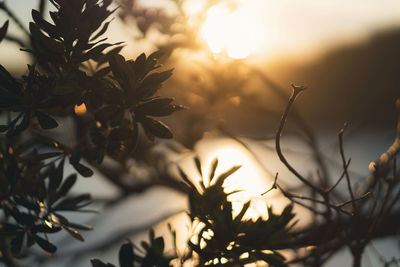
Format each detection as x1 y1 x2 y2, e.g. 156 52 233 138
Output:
1 0 400 266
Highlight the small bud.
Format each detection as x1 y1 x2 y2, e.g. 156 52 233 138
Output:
291 84 307 94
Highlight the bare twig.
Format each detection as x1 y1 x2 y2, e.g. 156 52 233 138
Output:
338 126 357 215
261 172 278 196
255 70 331 188
275 85 324 195
326 158 351 193
336 192 371 208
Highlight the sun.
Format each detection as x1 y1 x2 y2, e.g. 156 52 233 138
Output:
200 2 261 59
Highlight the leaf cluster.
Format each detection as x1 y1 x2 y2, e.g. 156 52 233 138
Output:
91 230 176 267
0 137 93 255
0 0 181 261
179 158 296 266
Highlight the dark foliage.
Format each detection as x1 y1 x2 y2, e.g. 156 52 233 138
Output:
91 230 176 267
0 0 181 264
1 1 399 267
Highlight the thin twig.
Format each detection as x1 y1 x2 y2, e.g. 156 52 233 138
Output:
275 84 324 195
338 126 357 215
261 172 278 196
255 70 331 188
326 158 351 193
336 192 371 208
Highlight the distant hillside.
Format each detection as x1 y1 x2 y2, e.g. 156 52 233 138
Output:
270 27 400 129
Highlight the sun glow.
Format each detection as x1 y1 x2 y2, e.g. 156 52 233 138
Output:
199 138 276 220
200 2 261 59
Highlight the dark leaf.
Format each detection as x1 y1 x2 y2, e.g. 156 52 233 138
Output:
151 237 164 256
49 158 65 191
31 10 58 38
90 20 112 41
214 165 241 187
11 231 25 255
0 124 10 132
208 158 219 183
53 193 91 211
81 42 121 62
73 162 94 177
64 222 93 231
194 157 202 177
136 98 184 117
140 116 173 139
56 174 77 199
0 20 9 43
29 22 64 54
34 234 57 253
13 112 30 135
256 252 287 267
119 242 135 267
36 152 63 161
32 224 62 234
65 227 84 242
177 166 196 190
91 259 116 267
109 54 127 80
36 111 58 129
53 82 81 95
234 201 250 223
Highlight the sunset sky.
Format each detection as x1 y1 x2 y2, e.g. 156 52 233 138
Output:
1 0 400 70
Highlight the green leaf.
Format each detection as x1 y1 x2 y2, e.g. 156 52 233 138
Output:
140 116 173 139
36 111 58 129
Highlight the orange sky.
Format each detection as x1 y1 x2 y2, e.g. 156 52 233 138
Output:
1 0 400 72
